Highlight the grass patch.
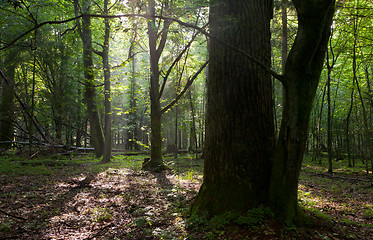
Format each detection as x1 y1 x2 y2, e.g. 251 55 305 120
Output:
0 153 146 177
0 156 52 175
164 155 203 178
302 155 368 174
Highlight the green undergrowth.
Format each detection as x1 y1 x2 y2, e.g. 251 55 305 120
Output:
302 155 369 174
188 205 275 239
164 155 203 180
0 155 53 175
0 153 144 176
0 152 202 177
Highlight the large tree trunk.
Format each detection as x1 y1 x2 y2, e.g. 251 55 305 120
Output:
75 0 105 157
269 0 335 224
191 0 275 215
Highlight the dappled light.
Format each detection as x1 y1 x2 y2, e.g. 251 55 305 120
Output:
299 158 373 237
0 154 372 239
1 0 373 239
0 155 201 239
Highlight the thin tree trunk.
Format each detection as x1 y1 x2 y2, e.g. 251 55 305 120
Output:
352 0 372 174
355 74 372 174
0 51 17 148
143 0 170 171
326 47 334 173
102 0 112 163
317 84 327 165
128 1 139 151
365 66 373 173
0 70 48 143
188 89 197 157
345 87 354 167
76 88 83 147
29 47 37 154
174 104 178 158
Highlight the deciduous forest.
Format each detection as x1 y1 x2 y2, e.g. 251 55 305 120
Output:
0 0 372 239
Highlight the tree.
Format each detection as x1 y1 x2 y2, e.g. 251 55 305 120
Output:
127 0 140 151
191 0 275 215
0 49 18 147
102 0 112 163
74 0 105 157
142 0 171 171
269 0 335 222
93 0 112 163
192 0 336 224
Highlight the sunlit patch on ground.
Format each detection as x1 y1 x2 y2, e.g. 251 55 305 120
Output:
299 159 373 239
0 155 372 239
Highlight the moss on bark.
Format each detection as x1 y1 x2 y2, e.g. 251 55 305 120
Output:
142 157 168 172
191 182 266 218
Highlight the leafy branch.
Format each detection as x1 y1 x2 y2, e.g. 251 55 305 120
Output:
1 13 283 82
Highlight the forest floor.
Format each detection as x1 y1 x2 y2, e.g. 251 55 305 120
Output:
0 151 372 240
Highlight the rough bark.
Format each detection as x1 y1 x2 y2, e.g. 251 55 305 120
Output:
269 0 335 224
191 0 275 215
75 0 105 157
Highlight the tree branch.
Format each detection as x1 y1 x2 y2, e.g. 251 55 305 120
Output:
161 60 208 115
0 69 49 143
1 13 283 82
159 30 202 99
155 1 171 60
86 13 284 82
0 15 83 51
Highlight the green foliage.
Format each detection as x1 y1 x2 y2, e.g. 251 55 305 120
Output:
91 207 113 223
364 205 373 218
189 205 274 237
302 156 368 175
0 153 145 176
132 216 151 228
164 155 203 177
0 156 52 176
0 220 13 232
234 205 274 228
